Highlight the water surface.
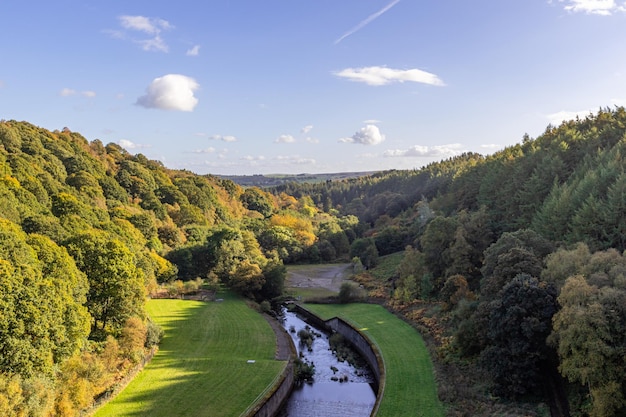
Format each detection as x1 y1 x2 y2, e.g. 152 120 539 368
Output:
278 309 376 417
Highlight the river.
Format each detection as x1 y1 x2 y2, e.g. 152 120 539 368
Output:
277 308 376 417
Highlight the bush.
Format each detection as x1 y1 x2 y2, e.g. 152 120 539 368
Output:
145 320 164 348
294 358 315 383
338 282 358 304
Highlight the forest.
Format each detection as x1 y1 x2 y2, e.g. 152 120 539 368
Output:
0 106 625 416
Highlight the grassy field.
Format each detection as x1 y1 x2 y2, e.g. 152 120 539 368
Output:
94 292 285 417
305 303 445 417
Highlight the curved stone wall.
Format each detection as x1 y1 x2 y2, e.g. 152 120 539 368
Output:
290 304 385 417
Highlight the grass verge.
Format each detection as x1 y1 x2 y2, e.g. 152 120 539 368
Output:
93 291 285 417
304 303 445 417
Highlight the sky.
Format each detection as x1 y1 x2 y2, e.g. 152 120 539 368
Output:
1 0 626 175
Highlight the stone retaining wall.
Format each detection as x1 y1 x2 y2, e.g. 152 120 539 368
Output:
291 304 385 416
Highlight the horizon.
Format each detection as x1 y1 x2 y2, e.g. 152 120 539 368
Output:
1 0 625 176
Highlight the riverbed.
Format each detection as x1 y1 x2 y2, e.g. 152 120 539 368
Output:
278 308 376 417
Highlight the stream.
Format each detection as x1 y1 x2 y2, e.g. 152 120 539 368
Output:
277 308 376 417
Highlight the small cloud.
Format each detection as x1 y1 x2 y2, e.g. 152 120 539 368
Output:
60 88 76 97
119 15 173 34
137 36 168 53
136 74 199 112
339 124 386 145
275 134 296 143
306 137 319 144
334 66 444 87
118 139 150 150
546 109 593 125
555 0 626 15
363 119 382 124
301 125 313 134
60 88 96 98
210 134 237 142
186 45 201 56
383 143 464 158
113 15 173 52
480 144 501 150
191 147 216 154
241 155 266 161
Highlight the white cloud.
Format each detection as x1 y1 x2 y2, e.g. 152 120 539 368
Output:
136 74 199 112
301 125 313 134
114 15 173 52
118 139 150 150
191 147 216 154
546 109 593 125
339 124 386 145
119 15 172 34
306 137 319 144
60 88 76 97
383 143 463 158
480 144 502 151
137 36 168 53
241 155 266 161
60 88 96 98
334 66 444 87
275 134 296 143
186 45 201 56
556 0 626 15
335 0 401 44
210 134 237 142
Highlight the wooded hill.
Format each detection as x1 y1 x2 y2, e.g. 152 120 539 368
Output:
274 107 626 417
0 107 625 416
0 120 356 416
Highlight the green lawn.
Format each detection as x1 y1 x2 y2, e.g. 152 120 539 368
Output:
305 303 445 417
94 292 286 417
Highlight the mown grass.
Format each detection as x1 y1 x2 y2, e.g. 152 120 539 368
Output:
94 292 285 417
305 303 445 417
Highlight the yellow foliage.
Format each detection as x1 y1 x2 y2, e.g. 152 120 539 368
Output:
0 175 20 189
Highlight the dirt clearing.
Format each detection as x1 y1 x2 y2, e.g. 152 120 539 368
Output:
286 263 353 293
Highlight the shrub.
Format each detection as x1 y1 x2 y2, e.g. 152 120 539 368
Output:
338 282 358 304
145 320 164 348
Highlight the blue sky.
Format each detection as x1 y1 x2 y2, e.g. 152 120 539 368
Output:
1 0 625 175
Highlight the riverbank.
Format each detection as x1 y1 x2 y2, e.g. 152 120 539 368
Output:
305 303 445 417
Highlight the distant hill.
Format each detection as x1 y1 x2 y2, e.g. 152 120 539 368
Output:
218 171 379 187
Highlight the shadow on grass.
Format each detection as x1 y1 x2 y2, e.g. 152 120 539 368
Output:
95 291 284 417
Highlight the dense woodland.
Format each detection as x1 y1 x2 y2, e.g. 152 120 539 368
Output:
0 107 625 416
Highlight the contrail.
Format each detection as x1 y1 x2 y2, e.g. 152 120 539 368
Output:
334 0 401 45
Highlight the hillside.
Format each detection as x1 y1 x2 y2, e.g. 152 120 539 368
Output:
1 107 625 416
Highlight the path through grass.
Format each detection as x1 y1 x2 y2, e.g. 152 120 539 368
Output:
94 292 285 417
305 303 445 417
